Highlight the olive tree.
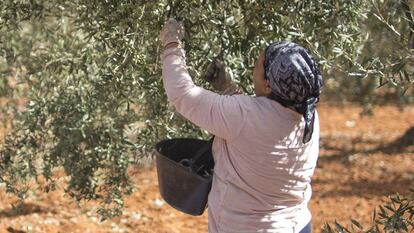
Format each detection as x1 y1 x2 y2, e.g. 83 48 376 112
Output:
323 191 414 233
0 0 411 219
329 0 414 108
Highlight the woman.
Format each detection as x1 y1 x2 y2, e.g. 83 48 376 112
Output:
160 19 322 233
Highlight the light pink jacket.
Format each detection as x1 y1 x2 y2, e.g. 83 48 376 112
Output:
161 47 319 233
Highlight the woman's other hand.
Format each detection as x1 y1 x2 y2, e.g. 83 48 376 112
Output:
203 59 241 95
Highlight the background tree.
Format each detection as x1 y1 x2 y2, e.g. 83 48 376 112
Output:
323 0 414 232
0 0 412 220
327 0 414 111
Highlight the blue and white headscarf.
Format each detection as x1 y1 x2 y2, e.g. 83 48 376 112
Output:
264 41 323 143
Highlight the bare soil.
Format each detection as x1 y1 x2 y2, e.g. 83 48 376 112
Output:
0 103 413 233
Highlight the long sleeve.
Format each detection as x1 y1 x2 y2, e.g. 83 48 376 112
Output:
161 47 246 140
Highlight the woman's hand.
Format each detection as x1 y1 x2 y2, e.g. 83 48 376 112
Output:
160 18 185 49
203 59 242 95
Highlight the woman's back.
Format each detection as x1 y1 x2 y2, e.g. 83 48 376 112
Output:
208 95 319 232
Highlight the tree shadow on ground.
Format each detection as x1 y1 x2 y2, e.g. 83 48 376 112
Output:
373 126 414 154
313 176 414 198
0 202 52 218
319 126 414 163
6 227 26 233
315 126 414 199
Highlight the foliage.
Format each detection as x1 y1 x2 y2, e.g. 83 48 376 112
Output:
322 191 414 233
0 0 411 218
324 0 414 108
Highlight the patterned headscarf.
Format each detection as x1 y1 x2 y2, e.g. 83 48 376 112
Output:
264 41 323 143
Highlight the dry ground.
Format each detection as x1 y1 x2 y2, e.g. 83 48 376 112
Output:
0 103 413 233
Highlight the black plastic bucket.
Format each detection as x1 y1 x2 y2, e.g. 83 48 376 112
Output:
154 138 214 216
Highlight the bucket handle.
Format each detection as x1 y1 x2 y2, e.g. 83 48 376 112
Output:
179 137 214 172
